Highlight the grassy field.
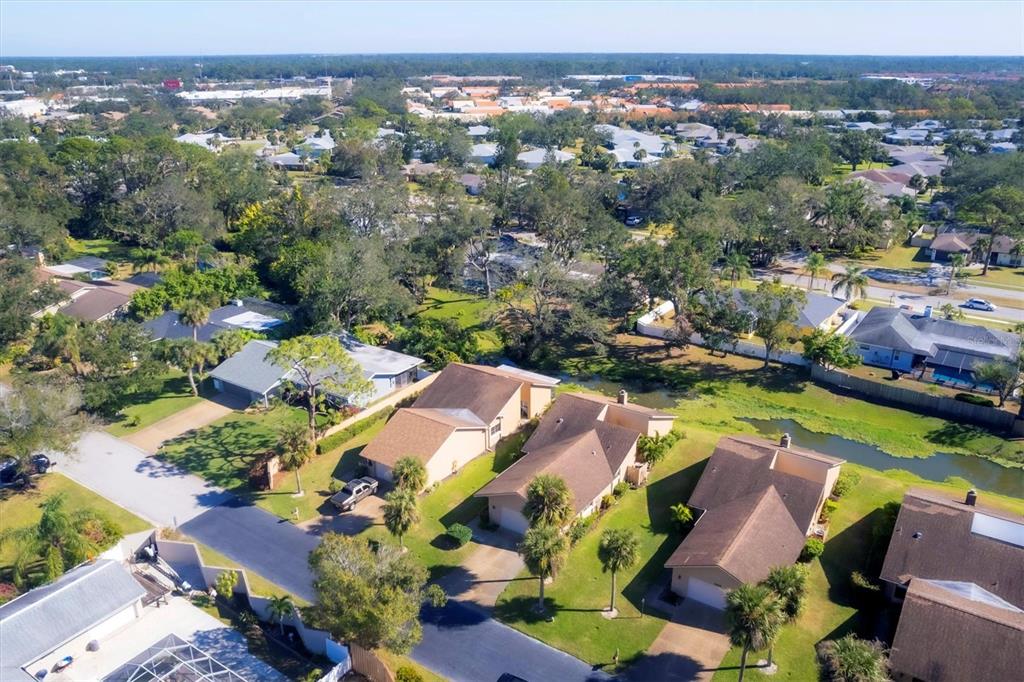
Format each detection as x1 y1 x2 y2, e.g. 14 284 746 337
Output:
157 405 311 491
849 243 926 271
106 371 206 436
0 474 151 586
417 286 502 352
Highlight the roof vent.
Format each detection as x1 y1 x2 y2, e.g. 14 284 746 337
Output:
556 417 564 424
912 531 924 539
966 489 977 506
233 299 244 307
780 433 792 449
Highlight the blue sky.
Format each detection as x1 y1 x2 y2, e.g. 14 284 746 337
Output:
2 1 1022 57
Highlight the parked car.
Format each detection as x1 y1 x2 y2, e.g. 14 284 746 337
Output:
624 215 642 226
962 298 996 311
0 454 52 487
330 477 379 512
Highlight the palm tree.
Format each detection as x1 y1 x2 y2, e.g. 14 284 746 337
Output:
34 314 85 375
762 565 808 622
277 422 313 497
392 456 427 493
131 248 169 273
266 594 295 635
211 329 248 361
830 266 869 303
597 528 639 614
938 302 964 320
804 252 827 291
725 583 785 681
722 252 752 287
178 299 211 342
946 253 966 295
518 524 568 612
382 488 419 550
523 474 574 528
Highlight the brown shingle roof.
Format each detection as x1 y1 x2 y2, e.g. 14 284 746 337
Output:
359 408 482 468
412 363 523 424
664 488 808 583
880 488 1024 606
59 279 140 322
889 578 1024 682
687 436 842 533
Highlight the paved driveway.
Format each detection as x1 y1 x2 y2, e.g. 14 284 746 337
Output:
438 526 525 608
626 600 730 682
297 493 386 536
122 395 242 453
58 431 231 527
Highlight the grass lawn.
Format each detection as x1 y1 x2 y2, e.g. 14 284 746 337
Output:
254 416 390 521
361 430 530 581
184 538 306 604
0 474 151 587
157 405 311 492
377 650 447 682
961 264 1024 291
106 371 206 436
417 286 502 352
848 243 927 271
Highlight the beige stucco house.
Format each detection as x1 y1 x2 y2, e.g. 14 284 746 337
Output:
665 434 843 609
360 363 559 487
477 391 675 535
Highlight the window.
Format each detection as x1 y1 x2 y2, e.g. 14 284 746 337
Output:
490 423 501 436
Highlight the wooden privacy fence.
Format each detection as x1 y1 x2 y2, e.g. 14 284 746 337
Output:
349 644 394 682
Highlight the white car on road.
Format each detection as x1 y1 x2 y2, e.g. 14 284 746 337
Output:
962 298 996 312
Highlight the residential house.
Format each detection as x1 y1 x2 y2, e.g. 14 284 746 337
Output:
517 148 575 170
848 169 917 199
879 488 1024 682
926 230 981 262
33 265 141 323
477 391 675 534
992 235 1023 267
143 298 290 342
361 363 559 486
402 160 440 181
884 129 941 145
466 124 491 137
664 435 844 609
723 289 848 336
846 306 1021 378
174 132 238 152
208 334 424 408
458 173 484 196
469 142 498 165
595 124 675 166
675 122 718 140
266 129 335 169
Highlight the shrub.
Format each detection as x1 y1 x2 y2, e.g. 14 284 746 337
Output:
328 478 343 494
396 667 425 682
568 516 593 546
0 582 17 605
637 430 682 467
819 499 840 524
850 571 880 593
600 494 616 511
316 408 394 454
800 538 825 562
445 523 473 547
831 470 861 498
613 481 629 498
236 609 258 630
817 635 889 682
214 570 239 597
954 392 994 407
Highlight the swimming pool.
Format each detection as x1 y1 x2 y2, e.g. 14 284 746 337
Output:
930 366 994 392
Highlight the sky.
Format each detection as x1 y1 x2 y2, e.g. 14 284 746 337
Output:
1 1 1022 58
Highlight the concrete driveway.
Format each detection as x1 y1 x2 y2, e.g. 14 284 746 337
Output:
122 396 242 453
626 600 730 682
438 525 525 608
58 431 231 527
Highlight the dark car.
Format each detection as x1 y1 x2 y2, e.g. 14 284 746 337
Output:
0 454 52 486
330 477 379 512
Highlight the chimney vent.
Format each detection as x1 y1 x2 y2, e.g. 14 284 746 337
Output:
618 389 628 405
780 433 792 449
966 489 977 506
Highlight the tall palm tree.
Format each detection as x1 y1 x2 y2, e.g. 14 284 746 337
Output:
722 252 753 287
178 299 211 342
725 583 785 681
382 488 419 550
266 594 295 635
277 422 314 497
597 528 639 613
523 474 574 528
763 564 808 622
830 266 869 303
804 252 827 291
518 524 568 612
211 329 248 361
392 456 427 493
946 253 966 295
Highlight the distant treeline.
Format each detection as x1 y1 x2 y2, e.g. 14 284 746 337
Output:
9 53 1024 84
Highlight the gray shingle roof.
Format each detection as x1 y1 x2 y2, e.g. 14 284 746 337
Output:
208 340 288 396
143 298 289 342
0 560 145 674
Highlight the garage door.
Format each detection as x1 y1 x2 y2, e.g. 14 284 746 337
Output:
686 578 727 610
493 502 530 535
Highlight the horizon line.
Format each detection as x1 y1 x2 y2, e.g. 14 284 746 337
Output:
3 51 1023 60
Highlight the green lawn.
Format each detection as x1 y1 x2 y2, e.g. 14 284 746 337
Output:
361 430 530 581
0 474 151 588
186 538 306 603
417 286 502 352
106 371 206 436
961 264 1024 291
848 243 927 271
157 405 311 492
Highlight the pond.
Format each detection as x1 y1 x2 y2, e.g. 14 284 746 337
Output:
743 418 1024 499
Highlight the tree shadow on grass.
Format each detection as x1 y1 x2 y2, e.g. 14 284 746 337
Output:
924 422 990 449
819 509 885 611
158 420 278 490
